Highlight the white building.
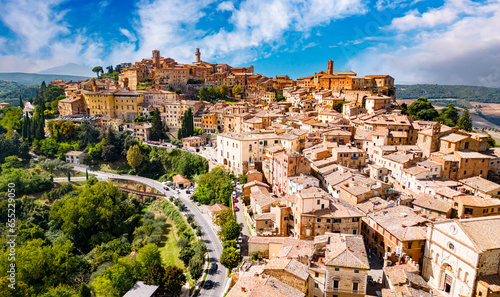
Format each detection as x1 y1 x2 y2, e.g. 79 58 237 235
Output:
423 216 500 297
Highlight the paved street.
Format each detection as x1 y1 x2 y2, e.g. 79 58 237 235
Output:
233 183 250 257
71 166 229 297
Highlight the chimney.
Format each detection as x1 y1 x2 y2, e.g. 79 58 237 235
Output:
241 287 246 292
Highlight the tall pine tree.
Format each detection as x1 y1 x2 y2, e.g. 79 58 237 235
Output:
458 109 473 132
177 108 194 139
150 109 163 141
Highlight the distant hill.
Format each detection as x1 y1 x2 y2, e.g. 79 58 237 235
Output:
38 63 94 77
0 81 25 94
0 84 39 106
0 73 90 86
396 84 500 103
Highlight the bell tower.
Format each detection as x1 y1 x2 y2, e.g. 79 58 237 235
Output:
195 48 201 63
152 50 160 68
327 60 334 74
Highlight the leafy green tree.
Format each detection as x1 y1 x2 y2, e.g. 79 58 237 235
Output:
49 182 136 252
105 126 118 146
0 105 22 131
407 97 439 120
220 247 240 270
220 85 228 96
91 260 136 297
179 245 195 266
487 135 496 148
1 155 23 171
78 120 99 149
144 261 166 286
127 145 143 170
101 145 120 162
40 285 78 297
92 66 103 78
458 109 473 132
435 103 459 126
193 166 233 205
188 255 204 279
163 266 186 296
252 251 259 261
150 109 163 141
213 209 235 228
222 219 240 241
0 277 34 297
137 244 162 276
232 85 242 96
78 283 91 297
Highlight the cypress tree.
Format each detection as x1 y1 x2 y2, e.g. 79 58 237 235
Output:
457 109 473 132
19 96 24 109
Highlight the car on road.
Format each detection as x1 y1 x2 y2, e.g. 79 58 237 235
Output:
195 201 200 206
232 191 236 198
238 235 242 242
233 198 237 203
203 280 213 289
234 206 239 212
210 262 218 272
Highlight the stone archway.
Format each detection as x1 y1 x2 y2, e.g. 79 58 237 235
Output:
440 263 454 294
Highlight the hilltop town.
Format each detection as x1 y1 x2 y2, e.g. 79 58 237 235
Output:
2 48 500 297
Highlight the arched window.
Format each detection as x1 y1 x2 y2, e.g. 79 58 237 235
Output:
457 268 462 281
435 253 439 264
464 272 468 284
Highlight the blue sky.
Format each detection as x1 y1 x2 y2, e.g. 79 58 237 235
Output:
0 0 499 86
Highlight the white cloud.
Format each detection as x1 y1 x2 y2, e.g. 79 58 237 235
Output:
0 0 367 72
387 0 479 31
375 0 422 11
0 0 104 72
119 28 137 42
348 0 500 87
109 0 367 67
217 1 235 11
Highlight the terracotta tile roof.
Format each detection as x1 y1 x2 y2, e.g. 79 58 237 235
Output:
440 133 469 143
456 196 500 207
172 174 189 183
412 194 453 213
478 274 500 292
255 213 275 221
459 176 500 193
356 197 395 215
324 233 369 269
206 203 228 214
457 216 500 251
264 258 309 280
368 206 428 241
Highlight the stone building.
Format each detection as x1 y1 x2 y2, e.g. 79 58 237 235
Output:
362 205 428 265
315 233 370 297
422 216 500 297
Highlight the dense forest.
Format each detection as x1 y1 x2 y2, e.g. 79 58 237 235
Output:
397 84 500 103
0 83 39 106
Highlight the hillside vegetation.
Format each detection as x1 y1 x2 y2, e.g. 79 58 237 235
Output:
0 72 89 85
397 84 500 103
0 83 39 105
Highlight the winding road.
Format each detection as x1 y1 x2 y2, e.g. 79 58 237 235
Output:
70 165 229 297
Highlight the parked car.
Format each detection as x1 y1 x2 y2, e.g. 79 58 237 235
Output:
195 201 200 206
238 235 242 242
233 198 237 203
210 262 218 272
203 280 213 289
234 206 239 212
